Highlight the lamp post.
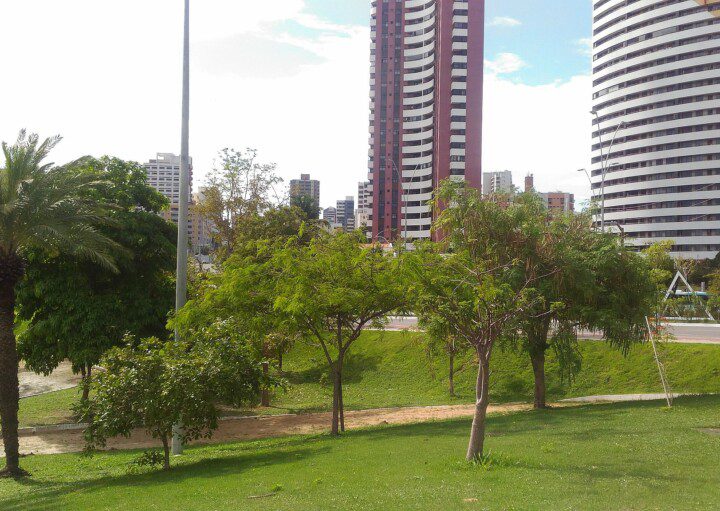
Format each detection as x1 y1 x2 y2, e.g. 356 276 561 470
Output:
590 110 626 231
389 160 420 241
172 0 190 457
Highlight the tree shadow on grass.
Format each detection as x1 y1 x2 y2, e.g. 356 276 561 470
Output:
283 352 383 386
2 442 330 511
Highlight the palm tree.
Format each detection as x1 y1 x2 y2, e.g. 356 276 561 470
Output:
0 131 118 477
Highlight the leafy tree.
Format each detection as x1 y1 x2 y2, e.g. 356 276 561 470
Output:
421 315 467 397
83 331 266 470
410 183 546 461
0 131 118 477
515 201 655 409
290 194 320 221
195 148 283 259
273 233 408 435
16 157 176 401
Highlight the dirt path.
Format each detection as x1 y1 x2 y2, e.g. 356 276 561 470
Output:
19 361 80 398
7 403 531 457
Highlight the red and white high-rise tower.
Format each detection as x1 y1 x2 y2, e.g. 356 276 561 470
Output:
368 0 485 241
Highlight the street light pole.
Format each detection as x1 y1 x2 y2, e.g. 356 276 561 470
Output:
172 0 190 457
591 110 625 232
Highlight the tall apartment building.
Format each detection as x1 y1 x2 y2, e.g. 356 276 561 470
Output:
289 174 321 207
368 0 485 241
143 153 193 204
144 153 210 254
524 174 574 214
356 181 373 232
591 0 720 259
337 196 356 231
323 207 337 224
482 170 514 195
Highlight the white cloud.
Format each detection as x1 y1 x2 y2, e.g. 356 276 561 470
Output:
482 73 593 205
0 0 369 209
575 37 593 57
485 53 527 74
489 16 522 27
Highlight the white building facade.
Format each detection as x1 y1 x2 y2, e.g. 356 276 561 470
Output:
592 0 720 259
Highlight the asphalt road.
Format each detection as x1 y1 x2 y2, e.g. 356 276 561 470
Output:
385 317 720 345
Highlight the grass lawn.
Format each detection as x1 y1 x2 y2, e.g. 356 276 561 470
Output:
19 331 720 427
2 396 720 510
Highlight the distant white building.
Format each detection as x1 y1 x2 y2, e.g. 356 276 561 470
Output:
482 171 513 195
144 153 212 254
143 153 193 204
336 196 355 232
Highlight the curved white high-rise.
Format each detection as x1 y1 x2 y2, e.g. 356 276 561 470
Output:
592 0 720 259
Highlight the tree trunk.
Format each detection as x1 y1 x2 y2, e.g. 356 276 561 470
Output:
331 367 341 436
261 360 270 407
466 350 491 462
277 350 283 373
449 351 456 397
161 435 171 470
530 351 547 410
81 364 92 403
0 279 26 477
338 370 345 432
529 319 551 410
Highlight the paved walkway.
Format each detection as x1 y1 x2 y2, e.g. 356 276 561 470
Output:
561 393 682 403
19 361 80 398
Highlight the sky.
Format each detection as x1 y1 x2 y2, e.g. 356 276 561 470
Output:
0 0 594 208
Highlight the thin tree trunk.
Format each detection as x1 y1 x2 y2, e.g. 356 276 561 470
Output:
449 351 456 397
0 280 26 477
161 435 171 470
466 350 491 461
261 341 270 407
331 366 341 436
261 361 270 407
277 350 283 372
529 320 551 410
530 351 547 410
81 365 92 403
339 370 345 432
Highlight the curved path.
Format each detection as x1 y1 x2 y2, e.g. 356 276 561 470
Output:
6 403 532 457
2 394 685 457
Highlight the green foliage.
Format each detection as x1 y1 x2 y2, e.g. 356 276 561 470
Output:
195 148 283 259
82 334 267 469
0 131 120 475
272 231 409 432
0 131 120 269
16 157 176 378
17 333 720 427
290 194 320 221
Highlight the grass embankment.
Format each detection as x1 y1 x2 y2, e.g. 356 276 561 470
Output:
3 396 720 510
19 331 720 427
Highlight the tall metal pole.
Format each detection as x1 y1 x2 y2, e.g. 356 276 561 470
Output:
172 0 190 456
592 110 624 232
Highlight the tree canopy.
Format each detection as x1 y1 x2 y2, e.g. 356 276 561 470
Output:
16 157 177 399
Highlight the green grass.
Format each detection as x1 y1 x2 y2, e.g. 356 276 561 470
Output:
19 388 79 428
19 331 720 427
3 396 720 510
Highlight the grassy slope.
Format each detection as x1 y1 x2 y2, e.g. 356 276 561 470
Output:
3 396 720 510
19 331 720 426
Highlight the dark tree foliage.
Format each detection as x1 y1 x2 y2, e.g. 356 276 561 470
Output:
17 157 176 400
